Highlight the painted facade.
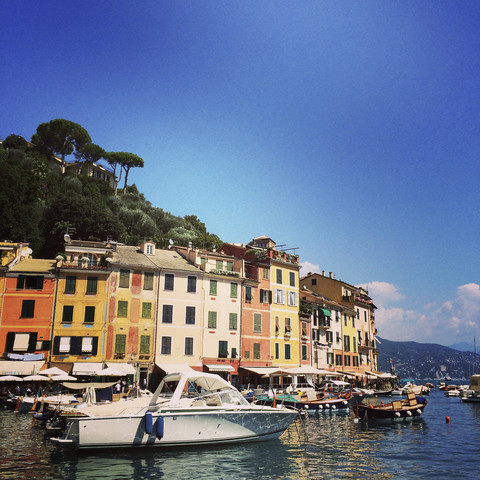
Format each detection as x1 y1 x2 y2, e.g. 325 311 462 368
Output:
1 258 56 361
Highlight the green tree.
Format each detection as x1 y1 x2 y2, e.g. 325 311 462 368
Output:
31 119 91 170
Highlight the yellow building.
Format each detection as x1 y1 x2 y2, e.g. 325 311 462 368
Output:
50 240 112 375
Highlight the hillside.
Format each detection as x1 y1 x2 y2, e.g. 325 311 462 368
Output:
377 337 479 381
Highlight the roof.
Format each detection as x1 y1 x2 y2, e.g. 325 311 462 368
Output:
111 245 157 270
148 249 201 273
9 258 56 274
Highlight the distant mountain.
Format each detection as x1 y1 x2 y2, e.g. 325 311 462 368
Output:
377 337 479 381
449 341 476 353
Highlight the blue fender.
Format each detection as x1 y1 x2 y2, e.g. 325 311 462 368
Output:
144 412 153 434
156 416 164 439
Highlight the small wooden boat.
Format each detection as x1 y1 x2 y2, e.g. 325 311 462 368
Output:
355 393 427 421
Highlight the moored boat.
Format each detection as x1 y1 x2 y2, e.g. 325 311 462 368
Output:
51 371 299 450
355 393 427 421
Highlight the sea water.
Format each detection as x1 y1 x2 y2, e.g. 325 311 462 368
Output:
0 390 478 480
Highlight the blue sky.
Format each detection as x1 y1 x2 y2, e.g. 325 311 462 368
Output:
2 1 480 346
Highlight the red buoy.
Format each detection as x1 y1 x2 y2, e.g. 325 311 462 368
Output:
445 416 451 424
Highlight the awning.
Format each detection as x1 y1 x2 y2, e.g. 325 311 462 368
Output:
286 366 329 375
106 362 136 375
0 360 45 376
241 366 287 376
72 362 103 375
155 363 195 374
50 362 73 374
336 370 357 379
204 364 235 372
320 308 331 317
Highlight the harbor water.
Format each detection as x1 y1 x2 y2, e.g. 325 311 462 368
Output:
1 390 479 480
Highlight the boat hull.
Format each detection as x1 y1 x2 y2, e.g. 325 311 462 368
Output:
52 407 298 450
357 400 426 421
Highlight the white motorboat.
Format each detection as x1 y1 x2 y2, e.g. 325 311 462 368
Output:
51 371 299 450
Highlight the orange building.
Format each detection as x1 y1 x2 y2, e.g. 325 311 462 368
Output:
0 258 56 361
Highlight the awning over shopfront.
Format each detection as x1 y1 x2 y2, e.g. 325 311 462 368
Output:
155 363 195 374
72 362 103 375
106 362 136 375
0 360 45 376
204 364 235 372
50 362 73 374
336 370 357 379
287 366 331 375
320 308 331 317
241 366 286 376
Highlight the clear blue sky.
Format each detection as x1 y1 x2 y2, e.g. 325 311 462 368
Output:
2 1 479 347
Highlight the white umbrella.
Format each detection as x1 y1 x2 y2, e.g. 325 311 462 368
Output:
49 374 77 381
0 375 24 382
39 367 68 376
23 374 49 381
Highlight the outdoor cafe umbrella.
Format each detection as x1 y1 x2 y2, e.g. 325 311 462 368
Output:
22 374 49 381
39 367 68 376
49 374 77 381
0 375 24 382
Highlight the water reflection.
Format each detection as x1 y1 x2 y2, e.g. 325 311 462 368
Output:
3 393 480 479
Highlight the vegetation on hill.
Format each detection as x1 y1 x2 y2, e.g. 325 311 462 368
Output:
0 120 221 257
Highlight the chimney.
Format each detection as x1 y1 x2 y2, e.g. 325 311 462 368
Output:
322 270 325 276
329 272 333 279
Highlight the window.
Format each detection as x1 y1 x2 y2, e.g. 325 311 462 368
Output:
162 305 173 323
143 272 154 290
245 285 252 303
275 316 280 335
285 343 291 360
229 313 238 330
311 278 317 286
253 343 260 359
185 337 193 356
185 306 196 325
218 340 228 358
16 275 44 290
302 344 308 361
140 335 150 354
244 350 250 359
253 313 262 333
353 355 359 367
13 333 30 351
142 302 152 318
209 279 217 296
344 314 348 327
275 342 279 359
225 261 233 271
335 354 343 366
115 335 126 354
86 276 98 294
65 276 76 294
326 331 333 344
81 337 93 353
117 301 128 317
60 336 71 353
285 317 291 333
119 269 130 288
208 311 217 328
276 269 283 284
327 352 334 365
260 289 271 304
187 276 197 293
146 244 153 255
164 273 174 291
21 300 35 318
161 336 171 355
287 291 298 306
353 336 357 353
344 335 350 352
289 272 295 287
301 322 308 338
230 282 238 298
231 347 237 358
263 268 268 280
274 289 285 304
84 306 95 324
62 305 73 323
344 355 351 366
216 260 223 270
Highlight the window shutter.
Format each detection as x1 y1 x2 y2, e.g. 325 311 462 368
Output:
92 337 98 355
53 336 61 355
27 332 38 352
5 332 15 352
